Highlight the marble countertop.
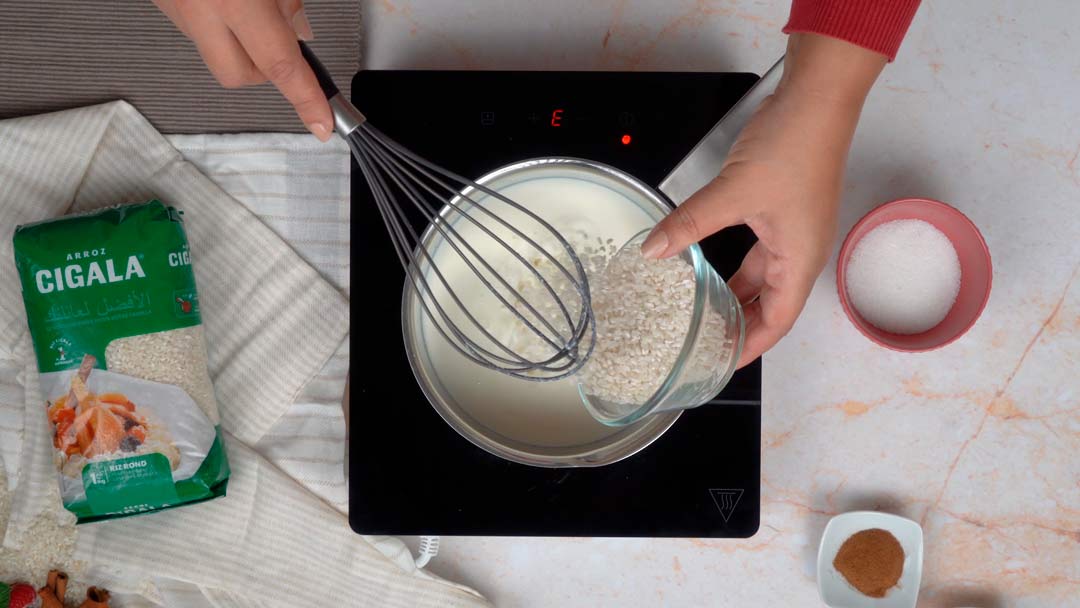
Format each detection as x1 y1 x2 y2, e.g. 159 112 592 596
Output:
359 1 1080 606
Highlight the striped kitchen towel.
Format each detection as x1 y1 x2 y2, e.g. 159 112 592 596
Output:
166 133 354 514
0 0 360 134
0 101 489 607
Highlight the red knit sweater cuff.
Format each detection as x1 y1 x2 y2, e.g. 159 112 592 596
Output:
783 0 922 61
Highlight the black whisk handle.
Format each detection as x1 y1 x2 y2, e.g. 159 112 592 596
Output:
298 41 339 100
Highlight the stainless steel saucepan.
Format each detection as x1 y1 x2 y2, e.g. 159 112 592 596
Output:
402 59 783 467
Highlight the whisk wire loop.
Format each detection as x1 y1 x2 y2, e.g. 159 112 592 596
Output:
351 123 596 380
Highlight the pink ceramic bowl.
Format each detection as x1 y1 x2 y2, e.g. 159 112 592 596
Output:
837 198 992 352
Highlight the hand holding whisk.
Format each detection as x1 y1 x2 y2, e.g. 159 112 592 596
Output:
298 42 594 380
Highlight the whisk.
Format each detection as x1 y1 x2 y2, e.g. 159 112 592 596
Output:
299 43 594 381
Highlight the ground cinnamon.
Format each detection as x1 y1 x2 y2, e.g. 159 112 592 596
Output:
832 528 904 598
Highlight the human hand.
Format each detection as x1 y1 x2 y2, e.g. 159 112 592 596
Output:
152 0 333 141
640 34 887 367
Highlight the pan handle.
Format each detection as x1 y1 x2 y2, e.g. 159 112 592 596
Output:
658 57 784 206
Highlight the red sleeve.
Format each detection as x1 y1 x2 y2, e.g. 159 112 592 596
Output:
783 0 922 61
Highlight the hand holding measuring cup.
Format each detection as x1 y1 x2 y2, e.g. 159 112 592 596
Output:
641 33 889 368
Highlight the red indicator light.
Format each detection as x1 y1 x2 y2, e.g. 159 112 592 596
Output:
551 109 563 127
621 134 632 145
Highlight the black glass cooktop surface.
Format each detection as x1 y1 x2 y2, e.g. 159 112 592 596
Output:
349 70 761 537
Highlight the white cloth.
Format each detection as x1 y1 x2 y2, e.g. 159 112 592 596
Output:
167 133 353 514
167 134 352 296
0 101 489 608
168 134 456 589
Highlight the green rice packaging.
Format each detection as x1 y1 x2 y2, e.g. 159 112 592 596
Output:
12 200 230 522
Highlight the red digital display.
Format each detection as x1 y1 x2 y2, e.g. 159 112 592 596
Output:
551 109 564 127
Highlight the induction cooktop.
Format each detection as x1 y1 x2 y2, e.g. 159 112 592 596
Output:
348 70 762 537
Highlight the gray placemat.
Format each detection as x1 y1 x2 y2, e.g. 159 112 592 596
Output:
0 0 360 133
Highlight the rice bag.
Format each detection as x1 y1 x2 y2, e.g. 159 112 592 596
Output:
12 201 229 522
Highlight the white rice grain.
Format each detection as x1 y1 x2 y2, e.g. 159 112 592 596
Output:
0 490 80 592
582 247 696 406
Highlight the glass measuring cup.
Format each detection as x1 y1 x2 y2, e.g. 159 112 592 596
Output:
578 229 745 426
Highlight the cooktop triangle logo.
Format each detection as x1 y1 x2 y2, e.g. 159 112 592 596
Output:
709 488 744 523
